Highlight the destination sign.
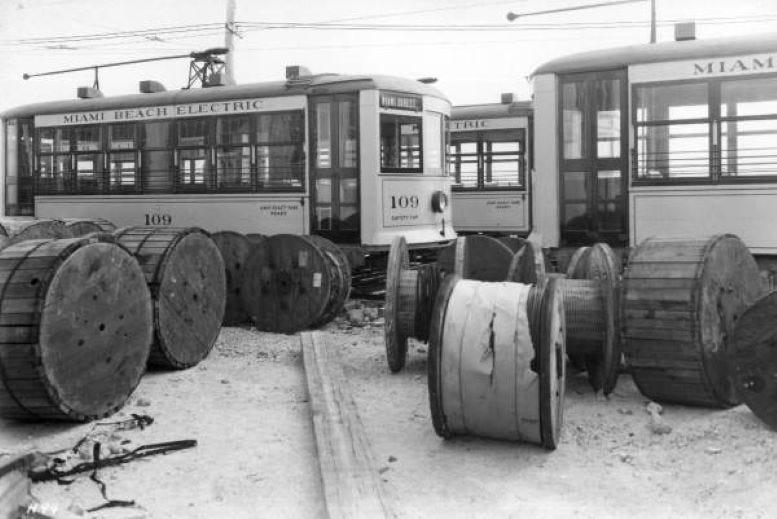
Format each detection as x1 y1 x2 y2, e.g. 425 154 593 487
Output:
379 92 422 112
35 95 306 127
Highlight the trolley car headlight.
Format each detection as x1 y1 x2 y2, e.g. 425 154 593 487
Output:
431 191 448 213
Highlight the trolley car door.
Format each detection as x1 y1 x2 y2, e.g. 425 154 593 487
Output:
558 69 628 247
309 95 360 243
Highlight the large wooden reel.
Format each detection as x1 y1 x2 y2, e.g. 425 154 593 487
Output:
241 234 340 333
385 236 411 373
307 235 352 328
437 235 514 281
428 276 566 449
0 235 152 422
115 227 226 369
623 234 766 407
563 243 622 395
384 237 442 372
211 231 252 325
728 291 777 429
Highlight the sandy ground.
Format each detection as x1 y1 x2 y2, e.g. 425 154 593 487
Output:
2 303 777 518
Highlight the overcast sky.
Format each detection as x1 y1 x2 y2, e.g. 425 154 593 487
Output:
1 0 776 113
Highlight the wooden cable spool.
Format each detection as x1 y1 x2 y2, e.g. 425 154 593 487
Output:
427 276 566 449
437 235 514 281
114 227 226 369
623 234 766 407
0 235 152 422
508 242 622 394
728 291 777 430
0 218 68 245
385 237 442 372
241 234 342 333
61 217 116 237
307 235 352 328
211 231 252 325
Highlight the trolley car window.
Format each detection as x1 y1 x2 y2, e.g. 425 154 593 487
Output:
216 116 251 188
36 128 71 193
141 121 173 193
562 81 589 160
634 82 710 180
448 130 525 189
315 105 331 169
634 76 777 183
380 114 422 173
720 76 777 177
338 101 357 168
424 112 443 175
4 119 34 216
255 111 304 189
597 78 621 159
109 124 137 189
449 138 478 188
177 120 208 189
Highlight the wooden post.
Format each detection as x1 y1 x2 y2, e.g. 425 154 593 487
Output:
301 332 395 519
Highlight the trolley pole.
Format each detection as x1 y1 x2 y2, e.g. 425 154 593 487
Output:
225 0 237 85
650 0 656 43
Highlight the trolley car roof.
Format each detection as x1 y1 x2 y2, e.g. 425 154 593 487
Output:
451 101 532 120
0 73 447 120
532 32 777 76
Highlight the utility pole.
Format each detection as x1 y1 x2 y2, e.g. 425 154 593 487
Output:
650 0 656 43
225 0 237 85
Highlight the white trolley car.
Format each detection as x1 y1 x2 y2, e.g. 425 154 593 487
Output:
448 95 532 236
0 67 455 259
530 31 777 269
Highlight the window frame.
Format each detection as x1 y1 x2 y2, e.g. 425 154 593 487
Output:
254 110 306 191
448 128 527 192
631 72 777 186
379 113 424 174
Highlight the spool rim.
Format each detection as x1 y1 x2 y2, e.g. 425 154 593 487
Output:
729 291 777 429
385 236 410 372
538 277 566 450
427 273 460 439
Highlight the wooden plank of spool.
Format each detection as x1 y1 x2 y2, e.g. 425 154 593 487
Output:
241 234 333 333
211 231 252 325
623 234 766 408
0 236 152 421
62 217 116 237
436 236 514 281
301 332 395 519
0 218 67 245
507 241 546 285
563 243 622 395
308 235 352 328
114 227 225 369
728 291 777 430
384 236 410 373
427 275 565 449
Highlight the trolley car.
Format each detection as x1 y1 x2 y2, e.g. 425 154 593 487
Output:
530 30 777 270
448 95 532 236
0 67 455 258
